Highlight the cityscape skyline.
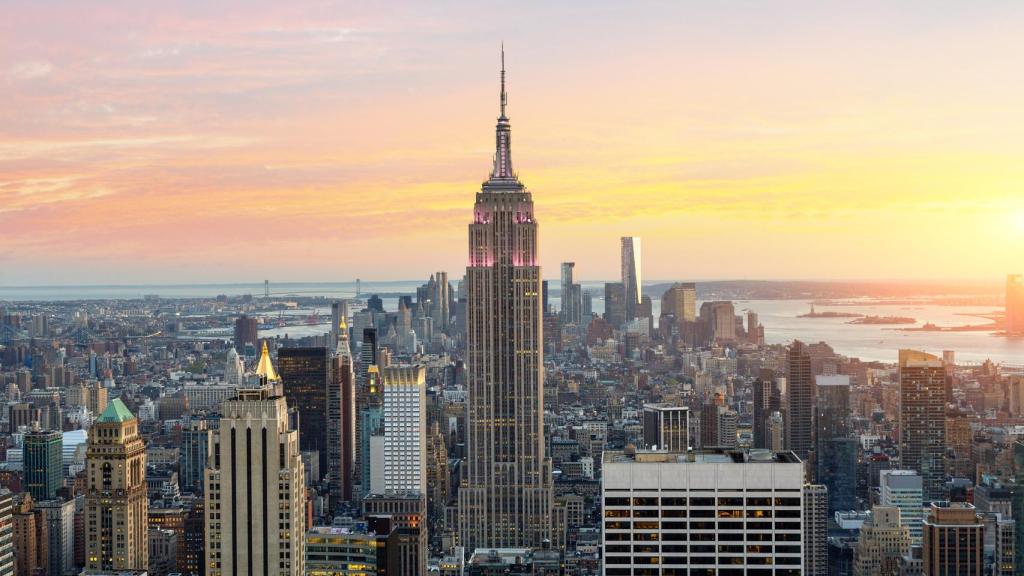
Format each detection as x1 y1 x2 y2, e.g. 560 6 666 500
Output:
4 2 1024 284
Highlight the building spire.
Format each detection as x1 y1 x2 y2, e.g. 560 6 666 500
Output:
491 44 514 180
500 42 507 120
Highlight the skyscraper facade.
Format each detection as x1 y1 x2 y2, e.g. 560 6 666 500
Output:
23 430 62 502
816 375 857 514
458 53 554 552
753 369 781 450
898 349 947 502
560 262 582 325
233 315 258 354
922 502 983 575
641 404 689 452
379 366 426 495
786 340 814 463
328 317 356 508
660 282 697 322
620 237 641 321
85 399 149 572
277 346 330 480
603 282 626 328
204 385 306 576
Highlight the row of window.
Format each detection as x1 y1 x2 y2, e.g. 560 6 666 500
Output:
605 531 802 542
605 520 802 531
605 497 801 507
605 568 801 575
606 509 800 518
606 556 801 565
605 544 801 554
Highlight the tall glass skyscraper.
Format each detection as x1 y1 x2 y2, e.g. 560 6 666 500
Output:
620 236 642 321
458 51 553 551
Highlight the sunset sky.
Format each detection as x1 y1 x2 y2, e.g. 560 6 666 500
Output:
2 1 1023 286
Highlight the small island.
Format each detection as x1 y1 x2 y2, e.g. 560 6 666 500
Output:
847 315 916 325
798 305 863 319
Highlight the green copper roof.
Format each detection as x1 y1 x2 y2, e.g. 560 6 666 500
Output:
96 398 135 423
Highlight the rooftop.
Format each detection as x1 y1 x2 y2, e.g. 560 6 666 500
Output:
96 398 135 423
604 448 801 465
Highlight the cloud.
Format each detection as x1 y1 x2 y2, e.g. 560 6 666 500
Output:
9 60 53 79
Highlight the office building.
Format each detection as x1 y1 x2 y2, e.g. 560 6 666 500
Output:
880 470 924 544
660 282 697 323
13 495 47 576
364 494 426 576
278 346 331 481
38 498 74 576
816 375 856 513
602 448 805 575
233 314 258 354
329 318 356 508
23 430 62 502
641 404 688 453
898 349 947 502
700 301 736 343
753 369 781 450
852 505 910 576
204 384 306 576
922 502 983 575
0 491 12 576
786 340 814 463
224 348 245 388
374 366 426 495
603 282 626 328
804 484 828 576
180 418 211 496
85 399 148 572
458 52 554 551
560 262 582 325
620 237 642 321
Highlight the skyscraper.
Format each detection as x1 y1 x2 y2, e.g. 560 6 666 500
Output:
752 369 781 450
23 430 62 502
378 366 426 495
85 399 149 572
804 484 828 576
603 282 626 328
853 505 910 576
559 262 582 325
816 375 857 513
1007 274 1024 334
641 404 689 452
620 236 641 321
786 340 814 464
898 349 947 502
233 315 258 354
660 282 697 322
458 51 554 552
277 346 330 480
922 502 983 575
880 470 925 544
204 384 306 576
328 315 356 507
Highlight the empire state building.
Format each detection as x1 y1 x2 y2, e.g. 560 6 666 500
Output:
458 51 554 551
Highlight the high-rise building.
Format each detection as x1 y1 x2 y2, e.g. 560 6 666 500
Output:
753 369 781 450
363 494 427 576
0 491 13 576
559 262 582 325
377 366 426 495
224 348 245 389
13 495 47 576
603 282 626 328
356 365 383 503
328 318 356 508
898 349 947 502
204 384 306 576
38 498 74 576
85 399 148 572
880 470 925 544
660 282 697 323
852 505 910 576
278 346 330 481
602 448 805 574
700 301 737 343
458 52 554 552
641 404 689 452
620 237 642 321
922 502 983 575
816 375 857 513
804 484 828 576
180 418 211 496
233 315 258 354
1007 274 1024 334
23 430 62 502
786 340 814 464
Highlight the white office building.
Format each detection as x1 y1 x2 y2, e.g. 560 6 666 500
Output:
602 448 805 575
880 469 924 544
379 365 426 495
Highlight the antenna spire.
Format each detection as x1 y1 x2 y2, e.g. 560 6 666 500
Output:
500 43 507 119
